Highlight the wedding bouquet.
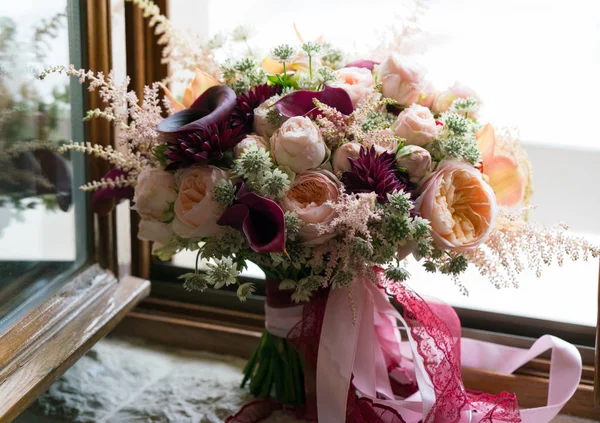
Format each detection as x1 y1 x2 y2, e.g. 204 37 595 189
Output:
48 1 599 421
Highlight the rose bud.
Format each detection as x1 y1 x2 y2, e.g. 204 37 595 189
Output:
396 145 433 183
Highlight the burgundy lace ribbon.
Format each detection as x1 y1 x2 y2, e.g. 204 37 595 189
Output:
229 275 527 423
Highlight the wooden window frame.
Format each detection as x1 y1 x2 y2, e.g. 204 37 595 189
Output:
122 1 600 419
0 2 150 421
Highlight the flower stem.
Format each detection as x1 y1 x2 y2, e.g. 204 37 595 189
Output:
194 249 201 274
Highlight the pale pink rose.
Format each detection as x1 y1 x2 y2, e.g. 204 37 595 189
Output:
280 170 341 246
378 55 426 105
333 67 376 106
271 116 327 173
396 145 433 183
332 142 362 174
417 160 497 251
253 97 282 139
417 82 438 110
132 168 177 221
363 128 398 153
233 135 270 159
432 82 481 116
138 219 174 245
392 104 439 147
172 166 229 238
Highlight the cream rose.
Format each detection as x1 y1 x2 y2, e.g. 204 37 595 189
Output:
417 160 497 251
432 82 481 116
233 135 270 159
378 55 425 105
396 145 433 183
253 97 282 139
172 166 229 238
392 104 439 147
138 219 174 245
332 142 362 174
280 170 340 246
270 116 327 173
132 168 177 221
333 67 376 106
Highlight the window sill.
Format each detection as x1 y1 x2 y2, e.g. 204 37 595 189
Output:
0 264 150 422
113 297 600 421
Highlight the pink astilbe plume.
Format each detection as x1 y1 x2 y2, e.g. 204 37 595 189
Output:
464 207 600 289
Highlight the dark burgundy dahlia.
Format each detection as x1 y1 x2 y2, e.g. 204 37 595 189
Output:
165 121 243 170
342 146 409 203
230 83 282 133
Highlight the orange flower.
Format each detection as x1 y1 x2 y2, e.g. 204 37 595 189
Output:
476 123 525 207
161 69 221 112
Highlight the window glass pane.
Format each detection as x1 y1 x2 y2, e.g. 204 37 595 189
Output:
0 0 87 330
166 0 599 326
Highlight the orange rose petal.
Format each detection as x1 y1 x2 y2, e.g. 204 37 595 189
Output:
485 155 525 207
262 57 285 74
182 69 221 108
476 123 497 165
159 83 185 113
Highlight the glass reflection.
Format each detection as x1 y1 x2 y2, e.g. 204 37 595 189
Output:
0 2 80 326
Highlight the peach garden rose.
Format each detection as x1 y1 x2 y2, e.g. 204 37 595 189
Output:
172 166 230 238
280 170 341 246
333 66 375 106
417 160 497 251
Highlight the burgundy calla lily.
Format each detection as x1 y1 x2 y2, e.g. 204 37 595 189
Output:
274 85 354 118
217 182 286 253
345 59 379 70
156 85 237 134
92 168 134 216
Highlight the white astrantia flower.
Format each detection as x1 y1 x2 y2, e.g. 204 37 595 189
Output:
260 168 291 200
233 143 273 181
232 25 254 42
205 257 240 289
279 279 297 291
237 283 256 302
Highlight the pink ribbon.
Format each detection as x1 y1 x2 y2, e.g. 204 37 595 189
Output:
315 275 582 423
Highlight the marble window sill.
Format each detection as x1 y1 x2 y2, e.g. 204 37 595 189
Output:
15 338 597 423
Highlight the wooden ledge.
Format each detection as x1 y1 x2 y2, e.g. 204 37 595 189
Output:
0 265 150 423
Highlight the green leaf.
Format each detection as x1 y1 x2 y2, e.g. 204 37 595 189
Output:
267 74 280 85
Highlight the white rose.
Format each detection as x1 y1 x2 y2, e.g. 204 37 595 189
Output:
270 116 327 173
332 142 361 174
392 104 439 147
